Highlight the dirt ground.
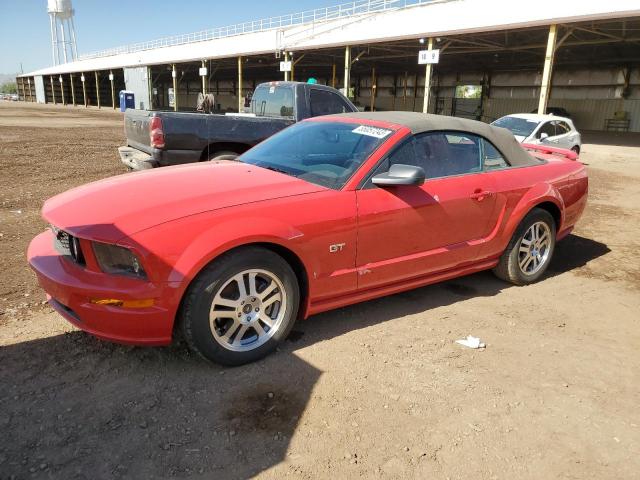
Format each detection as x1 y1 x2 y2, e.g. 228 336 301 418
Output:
0 101 638 479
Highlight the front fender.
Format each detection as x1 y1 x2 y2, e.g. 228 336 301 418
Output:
129 210 307 286
174 216 306 284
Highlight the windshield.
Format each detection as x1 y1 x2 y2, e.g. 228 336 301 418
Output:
249 85 294 118
240 121 393 189
492 116 540 138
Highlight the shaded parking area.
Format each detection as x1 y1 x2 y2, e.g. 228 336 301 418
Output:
0 102 639 479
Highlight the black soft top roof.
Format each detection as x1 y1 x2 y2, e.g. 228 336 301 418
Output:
327 111 539 167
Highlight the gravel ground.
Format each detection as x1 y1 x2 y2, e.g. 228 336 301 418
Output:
0 101 639 479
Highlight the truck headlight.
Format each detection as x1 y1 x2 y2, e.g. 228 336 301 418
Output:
93 242 147 279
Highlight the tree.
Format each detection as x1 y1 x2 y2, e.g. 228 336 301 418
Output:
0 82 17 94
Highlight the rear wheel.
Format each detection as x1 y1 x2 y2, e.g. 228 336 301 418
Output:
571 145 580 154
180 247 300 366
493 208 556 285
207 150 238 161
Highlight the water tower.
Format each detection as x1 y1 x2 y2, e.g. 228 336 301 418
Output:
48 0 78 65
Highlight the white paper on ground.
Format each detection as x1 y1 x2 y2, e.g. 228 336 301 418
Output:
456 335 486 349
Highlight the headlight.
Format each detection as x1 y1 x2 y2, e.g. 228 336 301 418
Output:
93 242 146 279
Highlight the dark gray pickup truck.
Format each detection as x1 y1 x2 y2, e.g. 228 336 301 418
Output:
118 81 357 170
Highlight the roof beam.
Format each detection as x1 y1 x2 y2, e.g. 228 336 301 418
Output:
571 24 623 41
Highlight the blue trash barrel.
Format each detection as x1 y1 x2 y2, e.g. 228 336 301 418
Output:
119 90 135 112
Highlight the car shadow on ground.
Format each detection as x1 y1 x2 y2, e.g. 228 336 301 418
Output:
0 331 322 479
547 233 611 276
284 233 611 352
0 234 609 479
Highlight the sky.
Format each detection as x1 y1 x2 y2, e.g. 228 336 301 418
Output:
0 0 342 74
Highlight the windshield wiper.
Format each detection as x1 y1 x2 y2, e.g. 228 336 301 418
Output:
261 165 295 176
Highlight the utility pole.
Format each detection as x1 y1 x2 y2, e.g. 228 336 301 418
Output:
422 38 434 114
538 24 557 114
344 46 351 99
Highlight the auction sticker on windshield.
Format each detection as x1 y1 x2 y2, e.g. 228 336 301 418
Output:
352 125 393 139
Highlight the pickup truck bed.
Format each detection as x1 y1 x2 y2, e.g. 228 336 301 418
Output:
120 82 357 170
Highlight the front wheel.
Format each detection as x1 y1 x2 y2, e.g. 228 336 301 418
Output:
180 247 300 366
493 208 556 285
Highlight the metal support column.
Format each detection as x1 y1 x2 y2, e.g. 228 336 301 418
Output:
201 60 207 94
95 71 101 108
110 70 115 109
70 74 76 106
59 76 65 105
538 24 557 115
291 53 295 82
344 46 351 99
237 56 243 112
391 74 397 110
413 73 419 112
403 71 408 110
147 66 153 110
370 67 376 112
50 76 56 104
332 63 336 88
293 54 306 83
283 52 290 81
422 37 434 114
172 64 178 112
81 74 87 107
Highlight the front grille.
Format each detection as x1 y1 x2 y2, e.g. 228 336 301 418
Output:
52 226 86 266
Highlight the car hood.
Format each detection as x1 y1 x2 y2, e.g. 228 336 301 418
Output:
43 162 326 243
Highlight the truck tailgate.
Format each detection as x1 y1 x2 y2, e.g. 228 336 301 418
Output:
124 110 153 154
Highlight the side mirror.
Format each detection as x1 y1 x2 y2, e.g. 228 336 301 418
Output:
539 132 549 141
372 164 426 187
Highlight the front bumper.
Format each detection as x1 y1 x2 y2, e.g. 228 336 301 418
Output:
27 230 182 346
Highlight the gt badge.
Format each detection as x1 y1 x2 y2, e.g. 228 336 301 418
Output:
329 243 346 253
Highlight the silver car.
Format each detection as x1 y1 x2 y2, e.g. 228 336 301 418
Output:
492 113 582 154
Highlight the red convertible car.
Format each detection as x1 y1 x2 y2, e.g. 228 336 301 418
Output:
28 112 588 365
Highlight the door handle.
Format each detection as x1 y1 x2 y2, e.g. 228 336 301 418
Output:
470 189 493 201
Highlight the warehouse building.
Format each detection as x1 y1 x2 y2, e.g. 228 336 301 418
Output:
16 0 640 132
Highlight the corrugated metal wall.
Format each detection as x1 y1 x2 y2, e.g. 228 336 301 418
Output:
124 67 150 110
139 64 639 131
352 67 640 132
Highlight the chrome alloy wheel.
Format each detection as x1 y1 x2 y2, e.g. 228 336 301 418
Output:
209 269 286 352
518 221 552 275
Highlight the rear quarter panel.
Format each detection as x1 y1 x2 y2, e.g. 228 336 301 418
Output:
561 161 588 231
481 157 587 260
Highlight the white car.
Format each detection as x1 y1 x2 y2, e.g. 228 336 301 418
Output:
492 113 582 154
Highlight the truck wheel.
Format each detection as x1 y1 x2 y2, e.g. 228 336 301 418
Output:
179 247 300 366
493 208 556 286
207 150 238 161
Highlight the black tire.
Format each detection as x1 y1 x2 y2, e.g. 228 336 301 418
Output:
179 247 300 366
571 145 580 154
493 208 556 286
207 150 238 161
